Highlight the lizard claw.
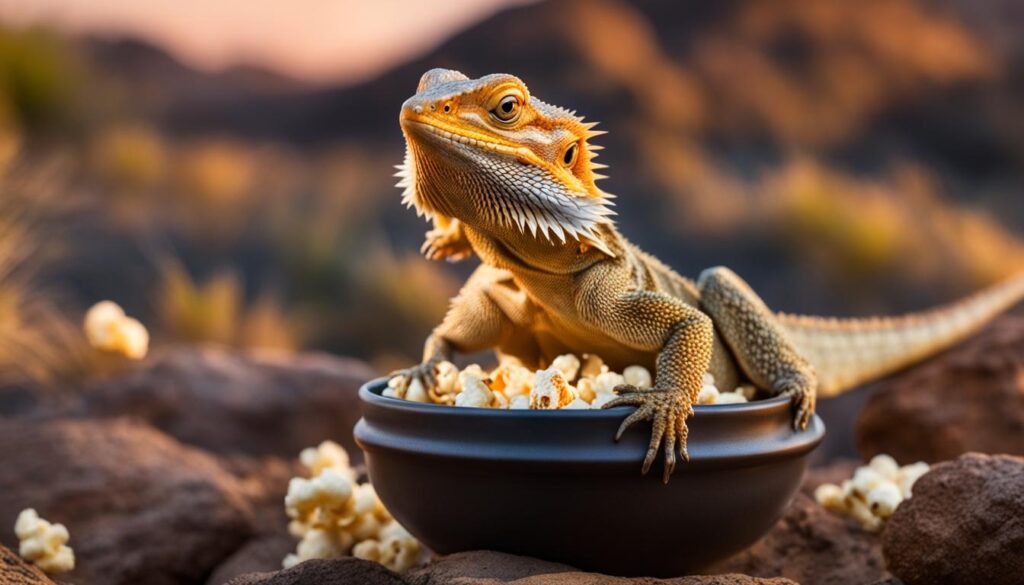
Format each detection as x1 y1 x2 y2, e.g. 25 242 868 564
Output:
780 383 815 431
387 360 440 397
602 385 694 484
421 228 472 263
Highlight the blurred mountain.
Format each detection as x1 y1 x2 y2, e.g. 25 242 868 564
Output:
96 0 1021 310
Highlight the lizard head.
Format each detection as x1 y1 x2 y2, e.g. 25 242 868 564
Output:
397 69 614 249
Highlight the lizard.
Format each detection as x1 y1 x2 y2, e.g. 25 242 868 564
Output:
391 68 1024 483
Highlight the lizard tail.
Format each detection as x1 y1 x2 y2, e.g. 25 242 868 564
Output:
778 273 1024 397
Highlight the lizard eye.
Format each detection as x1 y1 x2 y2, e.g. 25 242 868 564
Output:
559 142 579 168
491 95 521 123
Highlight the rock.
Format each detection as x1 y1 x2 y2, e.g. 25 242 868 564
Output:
207 535 296 585
856 316 1024 463
408 550 798 584
77 346 375 460
882 453 1024 585
225 557 407 585
0 544 54 585
710 492 888 585
0 419 254 585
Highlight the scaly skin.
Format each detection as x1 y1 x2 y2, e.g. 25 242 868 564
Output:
393 68 1024 483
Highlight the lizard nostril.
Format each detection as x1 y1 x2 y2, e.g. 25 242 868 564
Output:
413 105 423 114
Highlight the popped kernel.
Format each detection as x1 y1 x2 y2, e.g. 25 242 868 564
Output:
814 455 930 531
508 395 530 409
84 300 149 360
579 353 606 379
299 440 354 479
593 371 625 394
576 378 596 403
13 509 74 574
622 365 652 389
551 353 581 381
530 367 577 409
435 361 460 395
405 377 429 403
697 385 719 405
454 374 493 408
713 391 749 404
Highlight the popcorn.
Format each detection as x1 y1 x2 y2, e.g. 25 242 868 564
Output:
697 385 719 405
593 371 625 394
579 353 606 379
491 363 533 397
385 356 768 411
405 377 429 403
622 365 652 389
713 391 749 404
530 367 577 409
550 354 581 381
508 395 530 409
284 441 419 571
84 300 149 359
575 378 596 403
435 361 460 395
562 398 591 410
454 373 493 408
814 455 930 531
299 440 354 480
352 521 421 572
14 509 74 574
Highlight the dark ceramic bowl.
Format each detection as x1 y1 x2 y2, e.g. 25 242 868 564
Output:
354 378 824 577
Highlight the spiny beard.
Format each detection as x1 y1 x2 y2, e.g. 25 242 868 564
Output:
396 143 616 252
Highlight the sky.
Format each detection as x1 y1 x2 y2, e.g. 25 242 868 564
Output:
0 0 532 83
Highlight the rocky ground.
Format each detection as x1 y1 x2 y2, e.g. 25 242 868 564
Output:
1 317 1023 585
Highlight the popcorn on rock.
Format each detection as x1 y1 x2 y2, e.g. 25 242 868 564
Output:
283 441 420 572
813 454 930 531
14 509 75 574
387 353 763 409
84 300 150 360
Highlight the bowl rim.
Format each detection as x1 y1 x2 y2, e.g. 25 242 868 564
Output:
359 376 793 419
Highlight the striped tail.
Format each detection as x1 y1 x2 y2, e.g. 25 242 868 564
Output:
779 274 1024 397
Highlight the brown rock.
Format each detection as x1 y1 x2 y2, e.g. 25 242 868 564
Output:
0 419 254 585
77 346 375 460
710 492 888 585
408 550 797 584
856 316 1024 463
882 453 1024 585
0 544 54 585
225 558 407 585
207 535 296 585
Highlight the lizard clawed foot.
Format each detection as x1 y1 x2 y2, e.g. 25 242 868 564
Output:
421 228 473 263
780 383 815 431
602 384 694 484
387 359 441 397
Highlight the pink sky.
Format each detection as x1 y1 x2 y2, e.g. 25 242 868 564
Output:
0 0 531 83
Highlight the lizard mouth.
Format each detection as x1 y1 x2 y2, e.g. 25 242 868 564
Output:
402 118 530 160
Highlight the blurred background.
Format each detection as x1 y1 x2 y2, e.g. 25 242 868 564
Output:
0 0 1022 390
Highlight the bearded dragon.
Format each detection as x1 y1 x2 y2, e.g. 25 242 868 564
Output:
392 68 1024 483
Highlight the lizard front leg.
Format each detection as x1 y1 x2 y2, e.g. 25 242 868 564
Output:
579 271 714 483
697 266 816 429
391 267 519 393
421 216 473 262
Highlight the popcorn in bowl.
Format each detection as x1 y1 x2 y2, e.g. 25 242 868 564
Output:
813 454 930 531
386 353 764 409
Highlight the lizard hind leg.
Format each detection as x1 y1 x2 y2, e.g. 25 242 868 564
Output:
697 267 817 430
